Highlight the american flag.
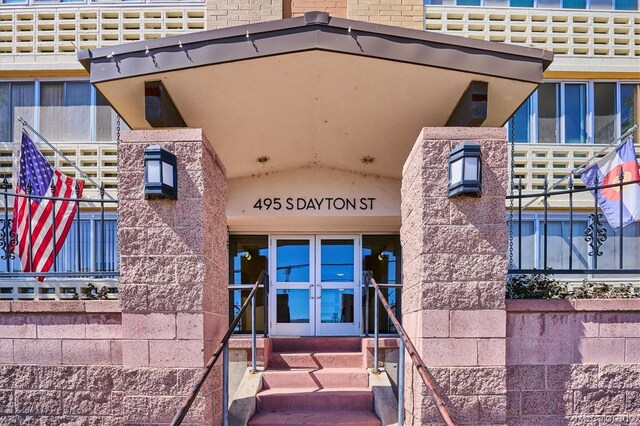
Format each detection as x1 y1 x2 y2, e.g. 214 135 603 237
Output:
12 131 84 280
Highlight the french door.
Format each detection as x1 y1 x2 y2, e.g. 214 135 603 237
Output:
269 235 361 336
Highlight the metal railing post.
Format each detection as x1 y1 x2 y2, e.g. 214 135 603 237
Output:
373 287 379 374
222 343 229 426
251 292 257 374
398 339 405 426
364 272 370 337
263 274 269 338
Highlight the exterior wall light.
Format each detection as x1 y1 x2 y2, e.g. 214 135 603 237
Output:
448 141 482 197
144 145 177 200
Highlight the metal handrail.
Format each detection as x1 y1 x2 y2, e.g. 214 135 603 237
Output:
364 271 457 426
170 270 267 426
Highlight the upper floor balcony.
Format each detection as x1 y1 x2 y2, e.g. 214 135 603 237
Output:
422 4 640 69
0 2 205 67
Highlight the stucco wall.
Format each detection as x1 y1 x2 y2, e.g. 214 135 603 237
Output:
0 301 123 424
507 299 640 425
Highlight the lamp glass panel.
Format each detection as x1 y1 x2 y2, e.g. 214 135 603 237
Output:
463 156 479 181
146 160 161 184
450 158 463 185
162 161 174 187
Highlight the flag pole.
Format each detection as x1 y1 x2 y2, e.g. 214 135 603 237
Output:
18 117 116 201
520 124 638 210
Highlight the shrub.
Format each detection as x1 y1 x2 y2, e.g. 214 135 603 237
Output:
506 274 639 299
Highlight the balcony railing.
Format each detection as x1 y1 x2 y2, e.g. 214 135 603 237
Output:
423 5 640 58
0 184 119 300
1 0 204 7
0 5 206 56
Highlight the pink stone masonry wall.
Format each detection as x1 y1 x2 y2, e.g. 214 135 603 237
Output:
507 299 640 425
400 127 508 425
118 129 228 425
0 301 122 425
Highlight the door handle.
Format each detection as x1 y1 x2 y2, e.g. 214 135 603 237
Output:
310 284 316 299
317 284 322 299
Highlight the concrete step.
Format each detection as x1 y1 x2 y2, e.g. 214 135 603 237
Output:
262 368 369 389
248 410 381 426
256 388 374 412
271 337 362 353
269 352 365 369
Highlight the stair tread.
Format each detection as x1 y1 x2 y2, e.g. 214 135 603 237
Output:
269 351 365 368
272 350 362 354
264 367 366 373
258 387 372 395
249 410 380 425
270 337 362 354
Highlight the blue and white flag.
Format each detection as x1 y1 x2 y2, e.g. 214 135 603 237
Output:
580 137 640 230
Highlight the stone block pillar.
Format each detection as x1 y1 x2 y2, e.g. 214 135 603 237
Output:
401 127 508 425
117 129 228 425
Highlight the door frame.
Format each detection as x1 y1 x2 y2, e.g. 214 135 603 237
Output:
268 234 362 336
314 234 361 336
268 235 315 336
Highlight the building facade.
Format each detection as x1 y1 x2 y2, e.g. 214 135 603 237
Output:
0 0 639 425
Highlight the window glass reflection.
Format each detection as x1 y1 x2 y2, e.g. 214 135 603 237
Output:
362 235 401 284
509 99 531 142
321 239 354 282
228 235 268 285
564 84 587 143
276 289 310 323
321 289 354 323
621 84 639 135
276 240 310 282
230 288 265 334
362 235 401 334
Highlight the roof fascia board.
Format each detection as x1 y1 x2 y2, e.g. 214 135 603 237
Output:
78 12 553 85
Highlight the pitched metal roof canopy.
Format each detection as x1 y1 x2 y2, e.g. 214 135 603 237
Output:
78 11 552 84
77 12 553 179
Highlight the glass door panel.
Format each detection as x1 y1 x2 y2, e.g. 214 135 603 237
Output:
269 236 314 336
315 236 360 336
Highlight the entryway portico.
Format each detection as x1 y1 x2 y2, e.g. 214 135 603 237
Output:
78 13 552 424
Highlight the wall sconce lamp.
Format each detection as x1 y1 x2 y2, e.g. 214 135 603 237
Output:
448 142 482 197
144 145 177 200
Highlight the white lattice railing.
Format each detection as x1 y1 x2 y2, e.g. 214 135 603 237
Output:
424 5 640 58
0 4 205 55
510 142 640 209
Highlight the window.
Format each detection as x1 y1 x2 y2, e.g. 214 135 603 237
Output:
538 83 559 143
563 83 587 143
563 0 587 7
0 82 35 144
40 81 92 142
615 0 638 9
621 84 639 134
362 235 401 334
508 98 532 143
509 82 639 144
423 0 638 9
0 80 120 144
228 235 268 334
510 0 534 6
594 83 617 143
